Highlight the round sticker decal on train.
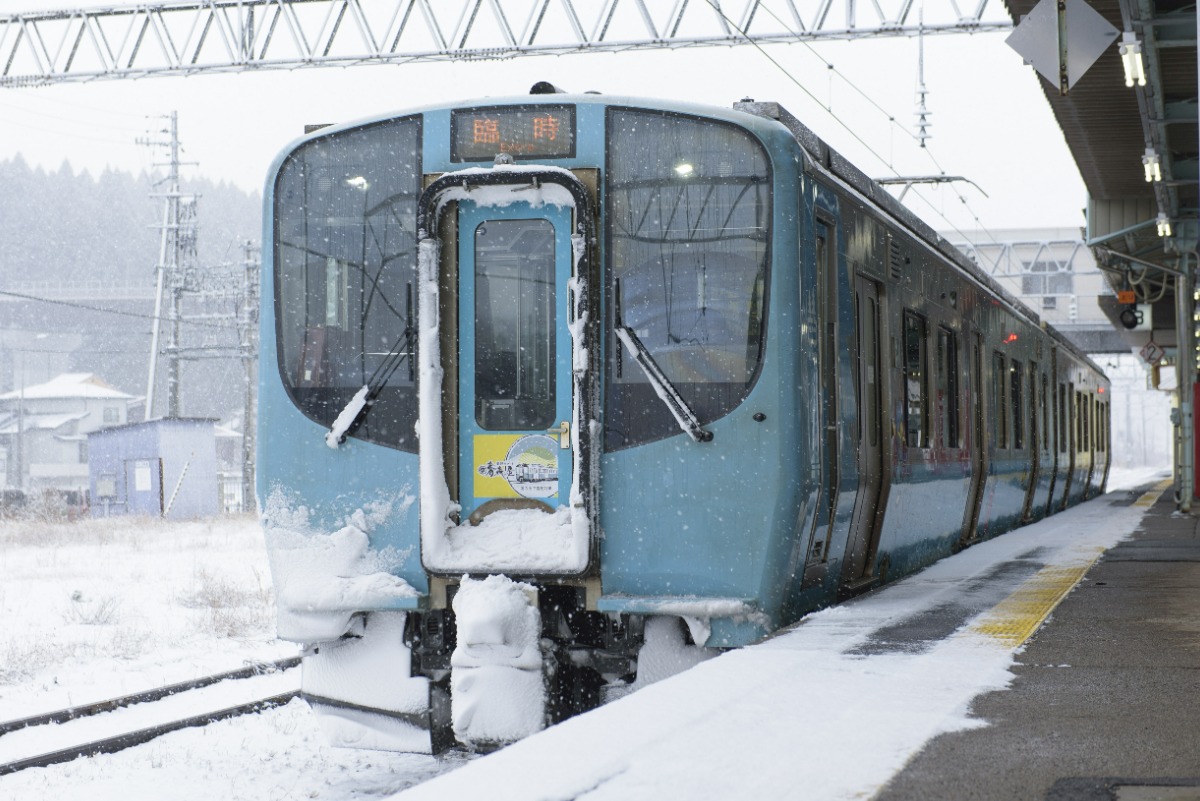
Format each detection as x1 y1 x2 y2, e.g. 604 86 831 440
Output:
474 434 559 499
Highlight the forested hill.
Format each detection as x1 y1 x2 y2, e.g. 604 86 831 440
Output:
0 155 261 288
0 157 262 422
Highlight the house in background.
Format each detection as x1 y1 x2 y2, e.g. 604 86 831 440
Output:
0 373 137 501
88 418 219 519
214 423 247 513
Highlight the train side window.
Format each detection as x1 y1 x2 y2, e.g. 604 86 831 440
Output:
605 108 771 449
992 352 1007 448
903 311 929 449
936 327 960 448
1010 359 1023 450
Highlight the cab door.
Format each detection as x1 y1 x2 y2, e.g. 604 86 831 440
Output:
457 200 574 523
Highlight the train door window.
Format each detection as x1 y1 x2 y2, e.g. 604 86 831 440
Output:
1089 396 1095 451
1083 395 1091 452
1010 359 1024 449
1027 363 1038 452
1102 402 1108 451
1080 390 1089 453
1089 393 1099 450
863 292 880 448
274 115 422 452
605 108 771 449
1059 383 1068 450
1042 374 1050 450
474 219 556 430
817 216 840 535
936 327 960 448
903 311 929 448
1105 403 1110 451
992 352 1007 448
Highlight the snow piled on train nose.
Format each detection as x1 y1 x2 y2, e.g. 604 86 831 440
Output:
262 489 419 643
450 575 546 748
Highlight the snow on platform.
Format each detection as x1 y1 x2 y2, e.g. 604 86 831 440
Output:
392 473 1163 801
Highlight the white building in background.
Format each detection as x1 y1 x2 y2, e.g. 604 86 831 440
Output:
949 228 1172 470
949 227 1112 330
0 373 138 500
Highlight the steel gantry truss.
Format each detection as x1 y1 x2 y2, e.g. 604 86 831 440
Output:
0 0 1011 87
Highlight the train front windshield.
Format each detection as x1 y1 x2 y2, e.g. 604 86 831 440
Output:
605 108 770 449
271 103 771 457
273 117 422 452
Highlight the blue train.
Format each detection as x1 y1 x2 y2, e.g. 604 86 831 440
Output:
258 86 1110 752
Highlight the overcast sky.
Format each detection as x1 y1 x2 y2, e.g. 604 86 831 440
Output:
0 1 1092 243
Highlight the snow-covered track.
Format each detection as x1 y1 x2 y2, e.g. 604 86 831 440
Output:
0 692 297 776
0 657 301 776
0 656 299 737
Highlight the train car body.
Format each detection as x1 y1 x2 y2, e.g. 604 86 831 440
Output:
258 90 1110 752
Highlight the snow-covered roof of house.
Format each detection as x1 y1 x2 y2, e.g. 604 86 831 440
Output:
0 411 88 435
0 373 134 401
214 424 242 439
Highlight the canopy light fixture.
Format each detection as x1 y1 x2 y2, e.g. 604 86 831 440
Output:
1157 213 1172 237
1119 32 1146 87
1143 149 1162 182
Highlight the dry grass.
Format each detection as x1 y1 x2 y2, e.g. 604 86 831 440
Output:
178 567 275 639
62 592 122 625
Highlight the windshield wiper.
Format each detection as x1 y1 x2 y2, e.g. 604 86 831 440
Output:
326 286 416 448
615 323 713 444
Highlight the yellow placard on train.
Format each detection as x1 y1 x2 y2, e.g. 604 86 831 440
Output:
473 433 560 500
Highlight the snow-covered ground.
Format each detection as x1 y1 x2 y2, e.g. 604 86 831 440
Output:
0 467 1168 800
0 514 465 799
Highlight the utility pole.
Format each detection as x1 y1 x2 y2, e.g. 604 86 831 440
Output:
239 241 260 511
140 111 198 419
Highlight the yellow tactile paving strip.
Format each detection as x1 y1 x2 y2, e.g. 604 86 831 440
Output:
1132 477 1174 508
970 561 1100 647
970 479 1171 648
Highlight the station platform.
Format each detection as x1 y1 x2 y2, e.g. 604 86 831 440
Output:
393 475 1196 801
879 478 1200 801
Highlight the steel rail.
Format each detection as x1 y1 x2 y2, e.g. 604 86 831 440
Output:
0 691 299 776
0 655 300 737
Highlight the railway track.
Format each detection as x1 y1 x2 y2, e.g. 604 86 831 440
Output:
0 657 301 776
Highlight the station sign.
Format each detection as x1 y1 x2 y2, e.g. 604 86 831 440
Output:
1141 340 1165 366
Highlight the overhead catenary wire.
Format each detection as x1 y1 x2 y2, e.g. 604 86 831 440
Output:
0 289 237 332
700 0 1004 248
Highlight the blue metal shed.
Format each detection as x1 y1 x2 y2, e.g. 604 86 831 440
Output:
87 418 220 519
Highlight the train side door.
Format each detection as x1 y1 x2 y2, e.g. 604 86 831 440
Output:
457 201 574 523
1045 351 1059 516
843 274 885 583
961 332 987 545
1021 361 1040 522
